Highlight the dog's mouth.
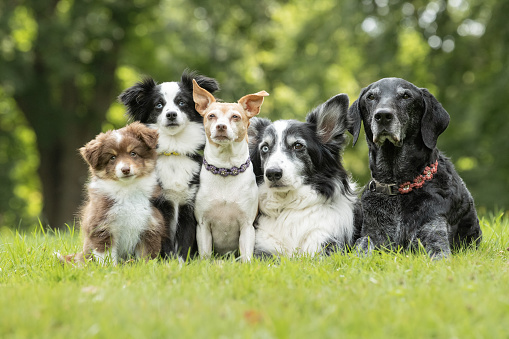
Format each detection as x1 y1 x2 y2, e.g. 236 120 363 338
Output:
374 132 403 147
165 122 180 128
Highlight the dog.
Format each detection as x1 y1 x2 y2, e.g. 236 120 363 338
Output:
348 77 482 259
248 94 362 257
58 122 165 265
118 70 219 260
192 79 268 262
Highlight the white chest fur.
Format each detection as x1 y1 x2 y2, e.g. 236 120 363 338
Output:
90 174 157 260
255 183 356 256
194 143 258 261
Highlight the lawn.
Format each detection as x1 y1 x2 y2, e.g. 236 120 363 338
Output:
1 213 508 339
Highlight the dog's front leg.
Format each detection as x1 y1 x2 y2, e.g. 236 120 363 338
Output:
239 223 255 262
196 221 213 260
417 218 452 260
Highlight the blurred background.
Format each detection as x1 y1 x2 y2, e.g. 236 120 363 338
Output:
0 0 507 230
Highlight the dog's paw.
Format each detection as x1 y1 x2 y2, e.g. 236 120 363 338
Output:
354 236 374 257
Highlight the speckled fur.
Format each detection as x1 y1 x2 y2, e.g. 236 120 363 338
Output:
349 78 482 259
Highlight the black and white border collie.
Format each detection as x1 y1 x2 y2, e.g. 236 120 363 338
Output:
248 94 362 257
118 70 220 259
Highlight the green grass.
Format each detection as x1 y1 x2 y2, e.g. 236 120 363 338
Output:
1 214 509 339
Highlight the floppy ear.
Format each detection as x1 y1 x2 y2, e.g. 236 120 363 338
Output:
193 79 216 116
238 91 269 118
118 78 158 122
79 136 104 169
347 87 367 146
126 122 159 149
420 88 450 149
306 94 349 145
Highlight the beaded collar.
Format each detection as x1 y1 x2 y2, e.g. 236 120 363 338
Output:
203 157 251 177
368 160 438 195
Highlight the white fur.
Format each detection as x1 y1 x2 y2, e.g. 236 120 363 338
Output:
195 133 257 262
147 82 206 250
255 182 356 256
254 120 357 257
89 172 158 264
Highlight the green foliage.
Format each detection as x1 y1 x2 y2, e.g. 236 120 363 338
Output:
1 213 508 337
0 0 508 227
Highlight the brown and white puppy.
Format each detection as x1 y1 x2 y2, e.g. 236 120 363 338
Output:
58 122 166 265
192 79 268 262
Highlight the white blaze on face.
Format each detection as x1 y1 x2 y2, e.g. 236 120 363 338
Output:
158 82 188 134
263 120 304 191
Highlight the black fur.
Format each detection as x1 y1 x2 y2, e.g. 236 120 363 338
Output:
118 69 219 260
348 77 482 259
249 94 362 255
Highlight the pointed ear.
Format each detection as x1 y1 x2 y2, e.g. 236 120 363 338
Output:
80 137 103 169
347 86 368 146
420 88 450 149
238 91 269 118
306 94 349 145
193 79 216 116
181 69 220 94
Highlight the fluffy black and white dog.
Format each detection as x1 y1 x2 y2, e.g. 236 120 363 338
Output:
249 94 362 257
348 77 482 259
118 70 219 259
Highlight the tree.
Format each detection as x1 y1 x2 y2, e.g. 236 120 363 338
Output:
0 0 160 228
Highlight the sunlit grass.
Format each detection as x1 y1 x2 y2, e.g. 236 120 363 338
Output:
1 213 508 338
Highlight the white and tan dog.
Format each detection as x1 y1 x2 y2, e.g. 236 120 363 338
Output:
192 79 268 262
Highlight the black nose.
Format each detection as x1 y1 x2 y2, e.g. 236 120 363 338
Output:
216 124 227 131
266 168 283 182
166 111 178 120
374 109 394 125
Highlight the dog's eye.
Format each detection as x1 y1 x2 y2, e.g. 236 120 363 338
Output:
366 93 376 101
110 155 116 162
232 115 240 120
293 142 304 150
130 151 137 157
208 114 216 119
261 145 269 153
156 103 163 109
178 100 186 107
402 93 411 99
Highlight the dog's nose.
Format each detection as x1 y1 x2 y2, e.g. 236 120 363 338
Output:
121 166 131 175
374 109 394 125
166 111 178 120
216 124 227 131
266 168 283 182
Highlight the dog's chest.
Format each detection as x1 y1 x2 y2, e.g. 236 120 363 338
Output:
107 193 152 258
196 169 258 254
256 190 355 254
156 155 200 204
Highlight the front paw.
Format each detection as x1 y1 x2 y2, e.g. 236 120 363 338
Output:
355 236 374 257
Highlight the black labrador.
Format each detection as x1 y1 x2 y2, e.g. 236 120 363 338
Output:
348 77 482 259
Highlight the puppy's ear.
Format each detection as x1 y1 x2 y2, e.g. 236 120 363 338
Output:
118 78 157 122
420 88 450 149
181 69 220 94
193 79 216 116
80 136 103 169
127 122 159 150
347 87 367 146
238 91 269 118
306 93 349 145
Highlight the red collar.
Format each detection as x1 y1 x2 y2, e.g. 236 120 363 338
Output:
368 160 438 195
